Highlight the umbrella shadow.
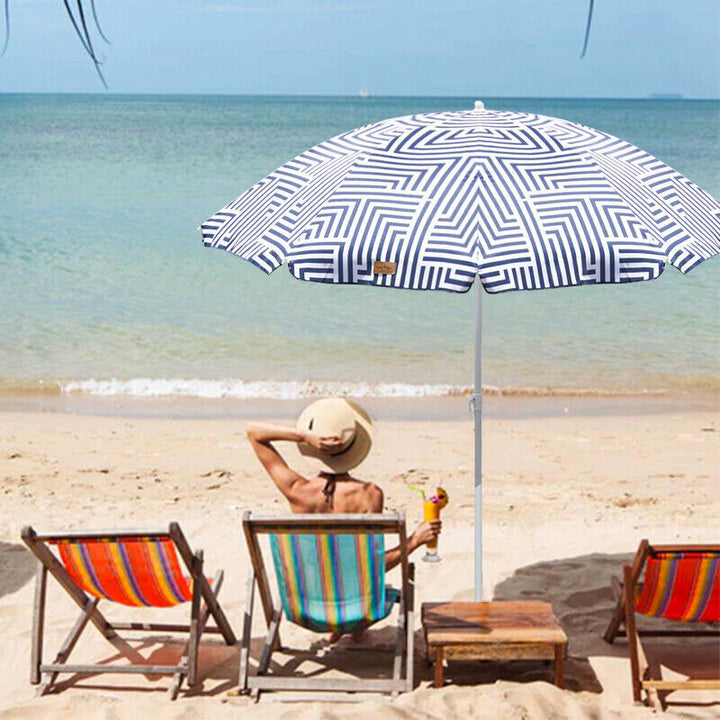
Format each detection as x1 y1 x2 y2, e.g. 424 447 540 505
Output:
492 552 720 704
0 541 37 598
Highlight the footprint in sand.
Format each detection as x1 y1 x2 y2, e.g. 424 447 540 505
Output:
200 469 233 479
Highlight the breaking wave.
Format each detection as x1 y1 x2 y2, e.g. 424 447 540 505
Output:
53 378 688 399
60 378 473 399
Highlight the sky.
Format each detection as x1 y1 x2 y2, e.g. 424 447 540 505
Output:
0 0 718 97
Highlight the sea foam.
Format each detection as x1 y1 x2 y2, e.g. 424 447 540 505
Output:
61 378 472 399
58 378 674 400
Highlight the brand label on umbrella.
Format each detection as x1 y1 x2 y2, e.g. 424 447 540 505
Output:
373 261 397 275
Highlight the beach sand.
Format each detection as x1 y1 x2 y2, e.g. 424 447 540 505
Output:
0 398 718 719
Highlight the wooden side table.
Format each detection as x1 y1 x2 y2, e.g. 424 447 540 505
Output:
421 601 568 689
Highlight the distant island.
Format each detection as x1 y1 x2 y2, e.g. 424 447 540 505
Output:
648 93 684 100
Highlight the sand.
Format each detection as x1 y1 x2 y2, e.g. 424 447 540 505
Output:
0 398 718 719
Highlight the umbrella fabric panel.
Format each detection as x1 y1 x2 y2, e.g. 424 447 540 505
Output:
588 150 720 273
201 110 720 294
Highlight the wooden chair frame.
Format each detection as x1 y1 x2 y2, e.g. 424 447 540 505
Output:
603 539 720 709
239 511 414 701
21 522 237 699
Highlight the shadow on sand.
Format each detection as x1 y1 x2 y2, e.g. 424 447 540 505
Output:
486 551 719 711
46 635 240 697
239 550 624 697
0 541 37 598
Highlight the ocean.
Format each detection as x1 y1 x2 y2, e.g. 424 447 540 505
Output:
1 94 718 407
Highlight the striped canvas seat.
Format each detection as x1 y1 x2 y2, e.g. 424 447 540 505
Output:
634 551 719 623
52 535 194 607
269 532 397 634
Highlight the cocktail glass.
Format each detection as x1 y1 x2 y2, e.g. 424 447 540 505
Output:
423 498 441 562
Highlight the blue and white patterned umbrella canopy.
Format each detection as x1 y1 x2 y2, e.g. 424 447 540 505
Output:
202 106 720 599
202 107 720 292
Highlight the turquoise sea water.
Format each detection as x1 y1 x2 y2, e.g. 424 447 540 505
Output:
0 94 718 400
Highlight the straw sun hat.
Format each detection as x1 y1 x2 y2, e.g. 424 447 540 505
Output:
296 398 374 474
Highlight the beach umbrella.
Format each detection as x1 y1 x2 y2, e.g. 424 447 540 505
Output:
201 102 720 600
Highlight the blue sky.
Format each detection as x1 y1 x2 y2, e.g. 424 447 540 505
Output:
0 1 718 97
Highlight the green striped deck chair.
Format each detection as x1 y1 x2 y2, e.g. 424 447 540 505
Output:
21 523 236 699
603 539 720 709
240 512 414 700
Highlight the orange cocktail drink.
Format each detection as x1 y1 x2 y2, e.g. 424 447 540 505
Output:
422 487 448 563
424 500 440 548
423 499 440 561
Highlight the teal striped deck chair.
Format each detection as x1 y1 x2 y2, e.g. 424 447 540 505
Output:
240 512 414 700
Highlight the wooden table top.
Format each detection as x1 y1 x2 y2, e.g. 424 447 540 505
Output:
422 601 567 645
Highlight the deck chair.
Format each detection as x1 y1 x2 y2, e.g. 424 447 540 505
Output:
239 512 414 700
603 539 720 709
21 522 237 699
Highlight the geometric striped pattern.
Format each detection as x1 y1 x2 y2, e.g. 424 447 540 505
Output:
635 551 720 623
269 532 395 634
53 536 193 607
202 108 720 294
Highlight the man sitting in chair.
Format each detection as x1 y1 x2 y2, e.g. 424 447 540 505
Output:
246 398 441 579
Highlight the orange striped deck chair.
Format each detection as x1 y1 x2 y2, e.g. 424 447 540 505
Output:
21 523 236 699
239 512 414 700
603 539 720 709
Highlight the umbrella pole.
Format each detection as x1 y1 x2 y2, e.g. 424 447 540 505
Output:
473 280 483 601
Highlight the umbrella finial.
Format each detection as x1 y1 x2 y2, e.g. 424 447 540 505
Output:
474 100 485 110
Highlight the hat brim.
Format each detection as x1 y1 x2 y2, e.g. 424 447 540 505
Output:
296 399 373 474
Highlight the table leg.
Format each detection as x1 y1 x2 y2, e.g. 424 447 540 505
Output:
434 646 444 688
554 643 565 689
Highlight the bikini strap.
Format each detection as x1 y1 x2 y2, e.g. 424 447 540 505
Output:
321 474 337 509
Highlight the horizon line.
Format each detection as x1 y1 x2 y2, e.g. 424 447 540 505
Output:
0 91 718 102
